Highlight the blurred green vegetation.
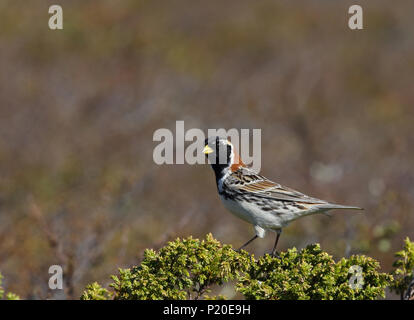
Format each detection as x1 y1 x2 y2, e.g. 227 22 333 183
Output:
0 273 19 300
0 0 413 298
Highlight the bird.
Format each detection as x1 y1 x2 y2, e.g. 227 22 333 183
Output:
202 136 363 257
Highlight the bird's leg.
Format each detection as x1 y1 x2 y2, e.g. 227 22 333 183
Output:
237 235 258 252
271 231 282 257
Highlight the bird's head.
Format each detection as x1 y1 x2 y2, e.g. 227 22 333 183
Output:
203 137 245 177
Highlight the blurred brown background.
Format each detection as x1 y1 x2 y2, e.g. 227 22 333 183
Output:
0 0 413 299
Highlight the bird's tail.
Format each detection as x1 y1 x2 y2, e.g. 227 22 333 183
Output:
321 203 364 211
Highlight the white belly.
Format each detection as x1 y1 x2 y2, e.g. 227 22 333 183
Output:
219 196 289 231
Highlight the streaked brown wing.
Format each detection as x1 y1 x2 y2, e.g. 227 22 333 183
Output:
228 168 326 204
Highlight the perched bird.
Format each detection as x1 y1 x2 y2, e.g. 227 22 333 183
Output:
203 137 363 256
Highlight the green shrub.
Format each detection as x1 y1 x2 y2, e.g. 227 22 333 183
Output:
390 237 414 299
81 234 396 300
237 244 391 300
82 234 251 300
80 282 112 300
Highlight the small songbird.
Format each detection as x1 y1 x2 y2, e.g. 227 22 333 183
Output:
203 137 363 256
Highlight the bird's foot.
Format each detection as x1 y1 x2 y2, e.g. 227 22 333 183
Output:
270 251 281 259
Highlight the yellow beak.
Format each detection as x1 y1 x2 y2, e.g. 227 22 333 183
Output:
202 145 214 154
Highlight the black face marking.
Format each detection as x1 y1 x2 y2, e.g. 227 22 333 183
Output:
204 137 232 181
